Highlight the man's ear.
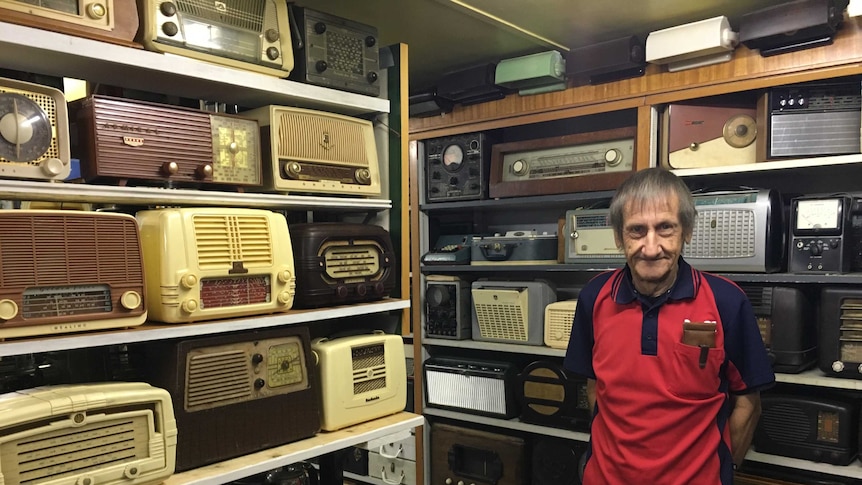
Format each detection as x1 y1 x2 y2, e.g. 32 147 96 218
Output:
684 231 693 245
614 233 622 249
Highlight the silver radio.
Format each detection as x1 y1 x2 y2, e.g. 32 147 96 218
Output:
685 189 784 273
563 208 625 265
471 280 556 346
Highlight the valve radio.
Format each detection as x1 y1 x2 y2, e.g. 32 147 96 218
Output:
243 105 381 196
0 0 139 47
424 132 493 203
740 285 817 373
424 275 472 340
0 210 146 339
140 325 319 472
0 382 177 485
471 279 556 346
489 126 636 199
290 222 394 308
431 423 527 485
563 208 625 266
544 299 578 350
516 360 591 431
137 0 294 77
72 95 262 187
423 357 519 418
288 5 380 96
660 104 758 169
819 287 862 379
0 77 71 181
789 195 856 273
136 207 295 323
312 331 406 431
532 438 588 485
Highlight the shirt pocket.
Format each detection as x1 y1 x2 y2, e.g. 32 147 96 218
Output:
666 341 725 400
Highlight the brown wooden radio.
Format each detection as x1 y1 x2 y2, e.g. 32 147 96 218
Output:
0 0 140 48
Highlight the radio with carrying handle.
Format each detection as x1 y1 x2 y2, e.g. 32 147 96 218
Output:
471 279 557 346
564 208 625 266
430 422 527 485
423 356 519 418
421 234 476 265
0 0 140 47
470 230 558 265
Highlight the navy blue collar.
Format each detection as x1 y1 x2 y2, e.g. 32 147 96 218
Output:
612 257 698 305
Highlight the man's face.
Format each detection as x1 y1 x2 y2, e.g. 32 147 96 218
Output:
615 197 690 294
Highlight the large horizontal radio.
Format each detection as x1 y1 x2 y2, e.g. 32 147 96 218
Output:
563 208 625 266
0 0 140 47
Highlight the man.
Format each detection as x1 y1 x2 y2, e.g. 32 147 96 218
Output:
563 168 775 484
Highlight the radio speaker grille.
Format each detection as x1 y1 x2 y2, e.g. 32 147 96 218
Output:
352 343 386 394
687 209 755 258
276 111 370 167
839 297 862 362
760 403 811 443
426 371 510 415
186 350 253 410
473 288 530 341
176 0 265 30
544 300 578 349
193 214 273 269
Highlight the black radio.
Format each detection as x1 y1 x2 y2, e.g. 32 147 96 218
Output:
789 195 857 274
532 438 588 485
515 360 591 431
288 5 380 96
819 287 862 379
425 133 493 203
764 80 861 159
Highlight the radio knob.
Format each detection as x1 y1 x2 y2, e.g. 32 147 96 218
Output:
355 168 371 185
159 2 177 16
285 161 302 179
365 35 377 47
336 285 349 299
278 291 292 304
86 3 107 19
254 378 265 390
181 274 198 289
77 476 95 485
357 285 368 297
265 28 279 43
832 361 845 373
162 22 179 37
857 363 862 374
315 60 328 73
511 159 528 176
120 291 142 310
161 161 179 175
810 243 823 256
266 47 280 61
40 157 65 176
367 71 378 83
445 479 452 485
228 141 239 154
252 353 264 365
181 299 198 314
0 299 18 321
604 149 623 166
449 176 459 186
196 163 213 179
373 282 385 295
277 270 292 284
314 22 327 34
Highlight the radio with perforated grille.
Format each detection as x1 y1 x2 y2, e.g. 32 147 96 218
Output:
563 208 625 265
544 299 578 349
471 279 556 346
140 325 319 472
136 207 295 323
312 331 406 431
423 357 518 418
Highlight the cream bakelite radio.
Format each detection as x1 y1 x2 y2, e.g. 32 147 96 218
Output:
137 207 296 323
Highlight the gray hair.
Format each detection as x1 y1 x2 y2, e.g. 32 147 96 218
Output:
608 168 696 242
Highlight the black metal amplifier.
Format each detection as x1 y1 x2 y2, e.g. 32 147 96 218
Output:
515 360 591 431
789 195 857 274
424 132 493 203
290 222 395 308
740 285 817 373
430 423 527 485
424 275 472 340
423 357 519 418
819 287 862 379
754 393 859 465
532 437 588 485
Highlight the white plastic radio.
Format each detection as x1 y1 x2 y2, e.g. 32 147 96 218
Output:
563 208 625 265
544 299 578 349
646 16 739 72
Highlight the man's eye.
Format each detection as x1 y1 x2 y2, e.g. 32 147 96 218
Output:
658 224 676 235
627 227 647 238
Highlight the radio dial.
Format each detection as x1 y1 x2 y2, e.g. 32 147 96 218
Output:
0 299 18 321
265 29 280 43
196 163 213 179
120 291 143 310
314 22 327 34
254 378 265 390
809 242 823 256
367 71 378 83
336 285 349 298
161 161 179 175
373 282 385 295
86 3 107 19
511 159 528 176
0 93 53 163
315 60 328 73
365 35 377 47
357 285 368 297
355 168 371 185
159 2 177 16
162 22 179 37
266 47 279 61
181 299 198 313
277 270 292 284
40 158 65 176
278 291 292 304
181 273 198 289
285 161 302 179
604 149 623 166
252 353 264 365
832 361 845 372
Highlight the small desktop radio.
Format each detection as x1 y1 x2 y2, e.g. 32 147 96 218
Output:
544 299 578 349
0 0 140 47
789 195 856 273
0 77 71 181
0 382 177 485
563 208 625 266
138 0 294 77
819 287 862 379
136 207 295 323
423 357 519 418
740 285 816 373
471 279 556 346
312 331 406 431
243 105 381 196
431 423 527 485
0 210 146 338
516 360 591 431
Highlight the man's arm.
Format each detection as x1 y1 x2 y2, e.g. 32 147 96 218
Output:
729 392 762 466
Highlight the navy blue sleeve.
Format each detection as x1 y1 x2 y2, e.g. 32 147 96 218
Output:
563 272 612 379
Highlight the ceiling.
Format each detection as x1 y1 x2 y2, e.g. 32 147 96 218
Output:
304 0 791 92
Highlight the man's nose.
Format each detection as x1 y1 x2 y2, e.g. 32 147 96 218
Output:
641 230 662 257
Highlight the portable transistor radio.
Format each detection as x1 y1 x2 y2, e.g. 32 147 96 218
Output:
243 105 381 196
0 210 146 338
312 331 406 431
471 279 557 346
0 77 71 181
544 299 578 349
0 0 140 47
136 207 295 323
564 208 625 266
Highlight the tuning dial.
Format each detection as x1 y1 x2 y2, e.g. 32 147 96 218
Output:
161 161 179 175
266 47 279 61
162 22 179 37
181 299 198 313
265 28 279 43
180 273 198 289
254 378 265 390
277 269 292 284
252 353 264 365
833 361 845 373
285 161 302 179
511 159 528 176
355 168 371 185
604 149 623 166
314 22 327 34
0 299 18 321
120 291 142 310
86 3 107 19
196 164 213 179
357 285 368 296
809 242 823 256
315 60 328 73
159 2 176 16
278 291 292 304
41 158 65 176
367 71 378 83
365 35 377 47
336 285 349 298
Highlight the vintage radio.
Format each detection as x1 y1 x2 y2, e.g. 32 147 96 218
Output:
421 234 476 265
287 5 380 96
685 189 784 273
494 50 567 95
853 197 862 272
312 331 406 431
0 0 139 47
0 210 146 338
424 132 493 203
567 35 646 86
0 382 177 485
762 80 862 159
0 77 71 181
471 279 556 346
660 104 758 169
289 222 394 308
755 393 859 465
740 285 817 373
789 195 856 274
645 16 739 72
489 126 636 199
437 63 509 106
423 357 518 418
73 95 262 187
424 275 472 340
532 438 588 485
243 105 381 196
740 0 847 57
819 287 862 379
140 325 319 472
408 90 454 118
516 360 590 431
136 207 295 323
544 299 578 349
137 0 293 77
563 208 625 266
430 423 527 485
471 230 558 265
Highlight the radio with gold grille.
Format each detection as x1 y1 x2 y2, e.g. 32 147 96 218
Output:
0 78 71 181
819 287 862 379
136 207 295 323
243 105 381 196
0 0 140 47
0 382 177 484
0 210 146 338
471 279 556 346
312 331 406 431
137 0 293 77
515 360 591 431
544 299 578 349
72 95 262 187
139 325 319 472
290 222 394 308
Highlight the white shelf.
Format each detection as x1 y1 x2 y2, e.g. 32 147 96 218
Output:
423 337 566 356
746 450 862 479
775 368 862 390
0 179 392 210
422 408 590 442
671 153 862 177
0 22 389 116
164 412 424 485
0 299 410 357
